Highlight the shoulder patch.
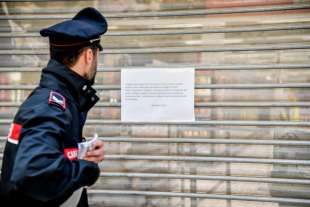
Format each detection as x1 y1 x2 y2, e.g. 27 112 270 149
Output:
48 91 66 111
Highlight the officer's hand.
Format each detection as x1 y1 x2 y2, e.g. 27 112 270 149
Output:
83 140 104 164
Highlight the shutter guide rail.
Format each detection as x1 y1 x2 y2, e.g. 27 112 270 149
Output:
99 172 310 184
0 64 310 72
2 136 310 146
0 4 309 19
88 190 310 204
1 24 310 37
2 101 310 107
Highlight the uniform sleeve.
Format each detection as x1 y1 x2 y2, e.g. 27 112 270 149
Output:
10 105 100 202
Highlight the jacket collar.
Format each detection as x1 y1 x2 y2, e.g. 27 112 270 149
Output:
40 59 99 112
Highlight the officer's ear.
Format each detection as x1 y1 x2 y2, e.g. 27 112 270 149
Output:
84 48 94 65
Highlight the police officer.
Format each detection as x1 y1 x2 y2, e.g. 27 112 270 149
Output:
0 7 107 207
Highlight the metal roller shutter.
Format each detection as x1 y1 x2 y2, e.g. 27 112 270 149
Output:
1 0 310 206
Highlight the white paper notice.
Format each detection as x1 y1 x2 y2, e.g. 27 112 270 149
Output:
121 68 195 122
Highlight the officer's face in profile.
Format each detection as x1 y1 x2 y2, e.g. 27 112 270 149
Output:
89 48 99 81
83 47 99 82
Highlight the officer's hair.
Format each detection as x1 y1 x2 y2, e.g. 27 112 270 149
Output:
50 45 98 67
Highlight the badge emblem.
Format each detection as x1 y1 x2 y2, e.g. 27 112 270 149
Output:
48 91 66 110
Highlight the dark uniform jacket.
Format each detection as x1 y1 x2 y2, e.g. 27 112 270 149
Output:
0 59 100 207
